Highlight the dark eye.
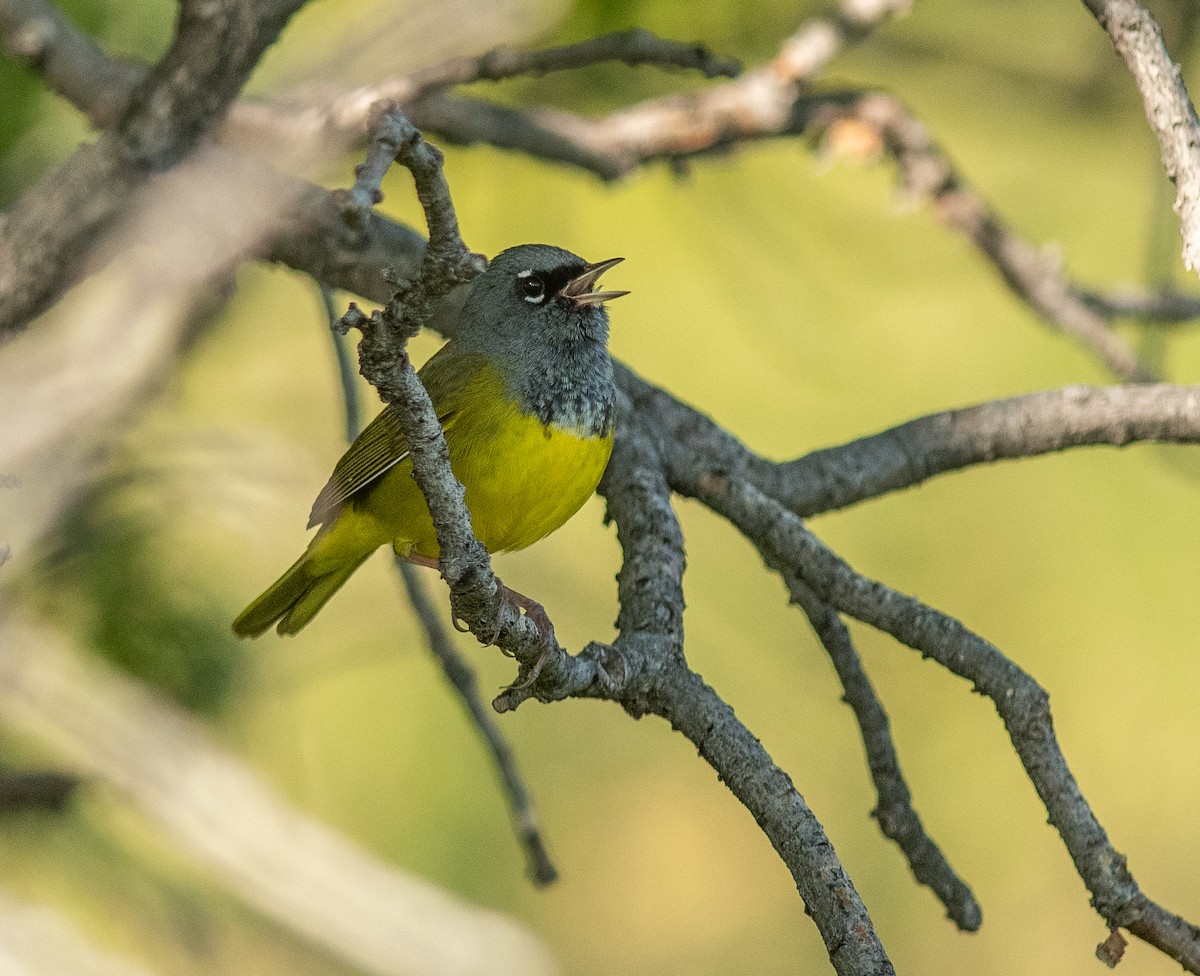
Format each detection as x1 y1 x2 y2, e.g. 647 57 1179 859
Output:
519 273 545 304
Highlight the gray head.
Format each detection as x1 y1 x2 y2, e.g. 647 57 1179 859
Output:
456 244 627 434
456 244 627 353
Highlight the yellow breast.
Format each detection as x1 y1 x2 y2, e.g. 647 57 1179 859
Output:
346 364 613 560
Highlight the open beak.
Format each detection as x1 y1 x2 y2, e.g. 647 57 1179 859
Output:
560 257 630 306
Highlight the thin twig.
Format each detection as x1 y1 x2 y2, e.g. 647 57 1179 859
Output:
1083 0 1200 276
805 91 1157 381
317 276 558 885
336 108 572 691
393 557 558 885
788 577 981 932
1078 285 1200 323
317 281 362 442
396 28 740 100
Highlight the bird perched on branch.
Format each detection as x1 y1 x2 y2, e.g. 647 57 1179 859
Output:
233 243 627 638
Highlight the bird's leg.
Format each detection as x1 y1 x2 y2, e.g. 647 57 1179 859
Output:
401 556 557 679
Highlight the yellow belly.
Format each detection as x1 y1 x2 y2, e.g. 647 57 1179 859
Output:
343 397 613 561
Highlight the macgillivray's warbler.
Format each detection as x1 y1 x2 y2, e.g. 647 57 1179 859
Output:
232 244 628 638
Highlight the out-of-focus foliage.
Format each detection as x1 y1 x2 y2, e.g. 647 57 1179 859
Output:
4 1 1200 975
25 454 242 713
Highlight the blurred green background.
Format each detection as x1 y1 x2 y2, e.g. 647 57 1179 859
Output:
4 0 1200 974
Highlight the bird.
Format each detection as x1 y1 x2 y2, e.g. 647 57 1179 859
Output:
232 243 627 639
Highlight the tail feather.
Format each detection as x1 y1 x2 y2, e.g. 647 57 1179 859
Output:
232 549 369 638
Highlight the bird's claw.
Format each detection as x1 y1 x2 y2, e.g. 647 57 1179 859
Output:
499 588 557 691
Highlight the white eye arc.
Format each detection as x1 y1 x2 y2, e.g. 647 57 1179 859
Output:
517 269 546 304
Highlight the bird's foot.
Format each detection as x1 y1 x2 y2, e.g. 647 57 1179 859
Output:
404 555 556 685
498 584 557 690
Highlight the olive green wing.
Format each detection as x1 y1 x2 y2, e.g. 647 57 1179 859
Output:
306 347 486 528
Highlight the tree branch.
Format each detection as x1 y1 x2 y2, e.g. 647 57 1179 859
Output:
318 278 559 886
593 423 894 976
666 461 1200 971
1083 0 1200 277
620 370 1200 519
335 107 565 686
0 0 309 335
788 578 981 931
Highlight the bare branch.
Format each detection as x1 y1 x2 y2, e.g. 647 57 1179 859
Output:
394 28 740 100
667 462 1200 971
789 578 981 931
772 383 1200 516
594 424 895 976
267 179 432 303
806 92 1156 381
0 0 309 335
620 369 1200 519
213 1 901 172
1083 0 1200 277
336 108 567 686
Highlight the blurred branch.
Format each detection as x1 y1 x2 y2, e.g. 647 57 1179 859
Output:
348 28 740 105
663 460 1200 973
393 557 559 886
1083 0 1200 278
230 28 740 153
318 282 362 443
0 616 559 976
0 769 79 811
0 888 162 976
805 92 1157 381
788 578 981 932
6 0 1179 381
0 0 309 335
1078 285 1200 323
0 0 140 127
